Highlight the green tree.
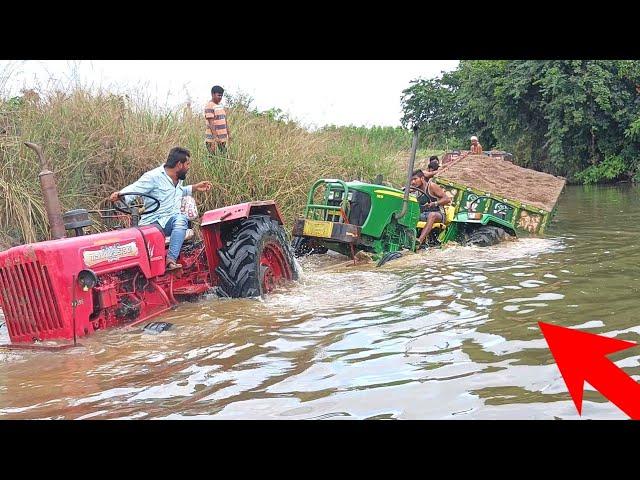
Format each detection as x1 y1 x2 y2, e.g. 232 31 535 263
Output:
401 60 640 183
400 77 459 148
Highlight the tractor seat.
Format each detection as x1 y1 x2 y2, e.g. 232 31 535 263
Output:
416 206 455 230
165 228 195 245
417 221 446 230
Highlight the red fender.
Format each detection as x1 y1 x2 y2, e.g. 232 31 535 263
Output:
201 201 285 226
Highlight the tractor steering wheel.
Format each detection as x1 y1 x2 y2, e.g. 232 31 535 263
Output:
112 192 161 216
408 185 428 196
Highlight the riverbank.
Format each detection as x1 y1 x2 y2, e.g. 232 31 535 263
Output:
0 87 441 246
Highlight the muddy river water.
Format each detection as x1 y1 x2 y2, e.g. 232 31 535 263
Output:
1 184 639 419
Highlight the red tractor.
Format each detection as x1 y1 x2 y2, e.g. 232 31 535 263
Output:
0 143 298 347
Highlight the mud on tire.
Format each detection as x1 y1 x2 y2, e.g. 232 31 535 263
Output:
215 215 298 297
465 225 509 247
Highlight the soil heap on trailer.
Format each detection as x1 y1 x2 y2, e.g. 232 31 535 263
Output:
432 154 566 246
0 143 298 348
441 149 514 165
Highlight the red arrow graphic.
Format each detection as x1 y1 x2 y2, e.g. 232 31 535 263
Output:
539 321 640 419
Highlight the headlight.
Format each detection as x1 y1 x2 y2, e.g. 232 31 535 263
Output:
78 269 98 291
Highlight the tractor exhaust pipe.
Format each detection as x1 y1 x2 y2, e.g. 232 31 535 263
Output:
395 125 419 221
24 142 66 240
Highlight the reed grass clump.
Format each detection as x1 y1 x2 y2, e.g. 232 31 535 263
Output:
0 85 425 247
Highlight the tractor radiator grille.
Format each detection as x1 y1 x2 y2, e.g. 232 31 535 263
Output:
0 260 64 341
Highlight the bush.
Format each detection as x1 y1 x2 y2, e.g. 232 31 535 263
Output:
575 155 628 184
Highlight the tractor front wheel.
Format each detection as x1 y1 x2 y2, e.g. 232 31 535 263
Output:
216 215 298 297
464 225 509 247
291 236 329 257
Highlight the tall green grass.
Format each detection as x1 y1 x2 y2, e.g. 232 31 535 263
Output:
0 84 428 247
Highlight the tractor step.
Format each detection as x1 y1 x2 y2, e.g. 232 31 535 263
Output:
173 284 210 295
143 322 174 334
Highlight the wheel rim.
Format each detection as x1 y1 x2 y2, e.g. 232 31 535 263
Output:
259 241 292 293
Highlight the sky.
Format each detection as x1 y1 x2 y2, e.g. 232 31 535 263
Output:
0 60 459 129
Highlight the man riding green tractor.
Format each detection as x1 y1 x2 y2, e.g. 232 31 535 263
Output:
409 160 451 249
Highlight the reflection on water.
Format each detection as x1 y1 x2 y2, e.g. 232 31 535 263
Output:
1 185 639 419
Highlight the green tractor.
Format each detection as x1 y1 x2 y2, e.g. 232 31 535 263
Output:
291 128 564 263
291 178 422 260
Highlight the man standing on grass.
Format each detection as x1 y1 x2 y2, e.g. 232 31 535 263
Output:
205 85 231 156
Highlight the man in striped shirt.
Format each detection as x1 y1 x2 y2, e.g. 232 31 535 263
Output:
205 85 231 156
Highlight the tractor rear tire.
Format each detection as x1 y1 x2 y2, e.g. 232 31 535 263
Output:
465 225 508 247
215 215 298 297
291 236 329 257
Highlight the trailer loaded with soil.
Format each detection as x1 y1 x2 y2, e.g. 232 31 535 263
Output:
431 154 566 246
